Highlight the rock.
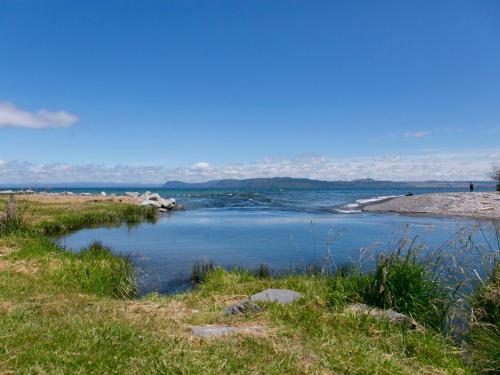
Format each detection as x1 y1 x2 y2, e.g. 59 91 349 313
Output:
347 303 417 329
147 193 161 201
125 192 140 197
160 197 176 209
141 199 161 208
140 193 177 210
224 300 262 315
80 193 91 196
191 325 263 337
250 289 303 304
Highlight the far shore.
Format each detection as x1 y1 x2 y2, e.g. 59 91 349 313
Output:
362 192 500 220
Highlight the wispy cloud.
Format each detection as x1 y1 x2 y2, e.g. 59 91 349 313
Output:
0 101 79 129
401 130 431 138
0 151 498 184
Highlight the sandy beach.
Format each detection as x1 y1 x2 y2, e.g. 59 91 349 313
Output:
362 192 500 220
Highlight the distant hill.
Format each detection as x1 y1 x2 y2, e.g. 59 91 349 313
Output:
163 177 495 189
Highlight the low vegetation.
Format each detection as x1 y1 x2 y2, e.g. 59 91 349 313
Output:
467 264 499 374
0 196 498 373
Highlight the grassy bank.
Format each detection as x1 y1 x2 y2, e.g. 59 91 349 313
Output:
0 198 497 373
0 195 157 234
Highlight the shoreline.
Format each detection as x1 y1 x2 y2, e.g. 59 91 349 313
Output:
361 192 500 220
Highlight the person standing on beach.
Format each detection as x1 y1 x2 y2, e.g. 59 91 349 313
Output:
469 182 474 192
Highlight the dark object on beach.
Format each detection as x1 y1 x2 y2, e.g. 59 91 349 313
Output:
470 182 474 192
405 192 413 196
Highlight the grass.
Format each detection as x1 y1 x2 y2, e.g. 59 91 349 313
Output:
466 263 499 374
0 195 157 235
0 197 496 373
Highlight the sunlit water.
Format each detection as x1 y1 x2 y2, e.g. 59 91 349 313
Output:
55 187 494 294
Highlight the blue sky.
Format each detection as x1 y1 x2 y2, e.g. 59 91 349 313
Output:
0 0 499 183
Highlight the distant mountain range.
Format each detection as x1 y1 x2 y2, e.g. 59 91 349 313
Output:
163 177 496 189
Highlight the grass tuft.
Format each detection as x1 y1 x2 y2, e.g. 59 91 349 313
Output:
0 195 26 235
191 259 216 284
467 262 500 374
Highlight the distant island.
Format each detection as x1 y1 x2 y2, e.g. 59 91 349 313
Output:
163 177 495 189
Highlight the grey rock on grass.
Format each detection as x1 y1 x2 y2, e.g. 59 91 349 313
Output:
250 289 303 304
191 325 263 337
347 303 417 329
223 300 262 315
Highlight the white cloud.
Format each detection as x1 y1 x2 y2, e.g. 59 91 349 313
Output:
191 162 211 171
401 131 431 138
0 151 498 185
0 101 79 129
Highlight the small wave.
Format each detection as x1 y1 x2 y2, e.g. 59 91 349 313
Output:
335 195 402 214
333 208 363 214
355 195 401 205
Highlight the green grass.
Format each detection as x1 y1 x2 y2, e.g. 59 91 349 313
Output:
0 195 157 235
362 249 450 330
0 263 471 374
0 198 495 373
466 263 500 374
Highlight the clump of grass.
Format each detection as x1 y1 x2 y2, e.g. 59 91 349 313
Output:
323 234 455 330
191 259 216 284
78 241 137 298
467 262 499 374
49 241 137 298
0 195 25 235
11 236 138 299
326 272 372 307
254 263 271 279
362 249 450 329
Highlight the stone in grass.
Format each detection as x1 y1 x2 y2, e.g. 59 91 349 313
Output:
250 289 303 304
347 303 418 329
191 325 263 337
224 300 262 315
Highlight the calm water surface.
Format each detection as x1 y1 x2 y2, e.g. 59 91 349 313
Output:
56 187 492 294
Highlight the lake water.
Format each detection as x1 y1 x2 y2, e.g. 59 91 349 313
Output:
55 186 494 294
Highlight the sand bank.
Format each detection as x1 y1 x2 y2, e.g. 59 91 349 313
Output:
362 192 500 220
